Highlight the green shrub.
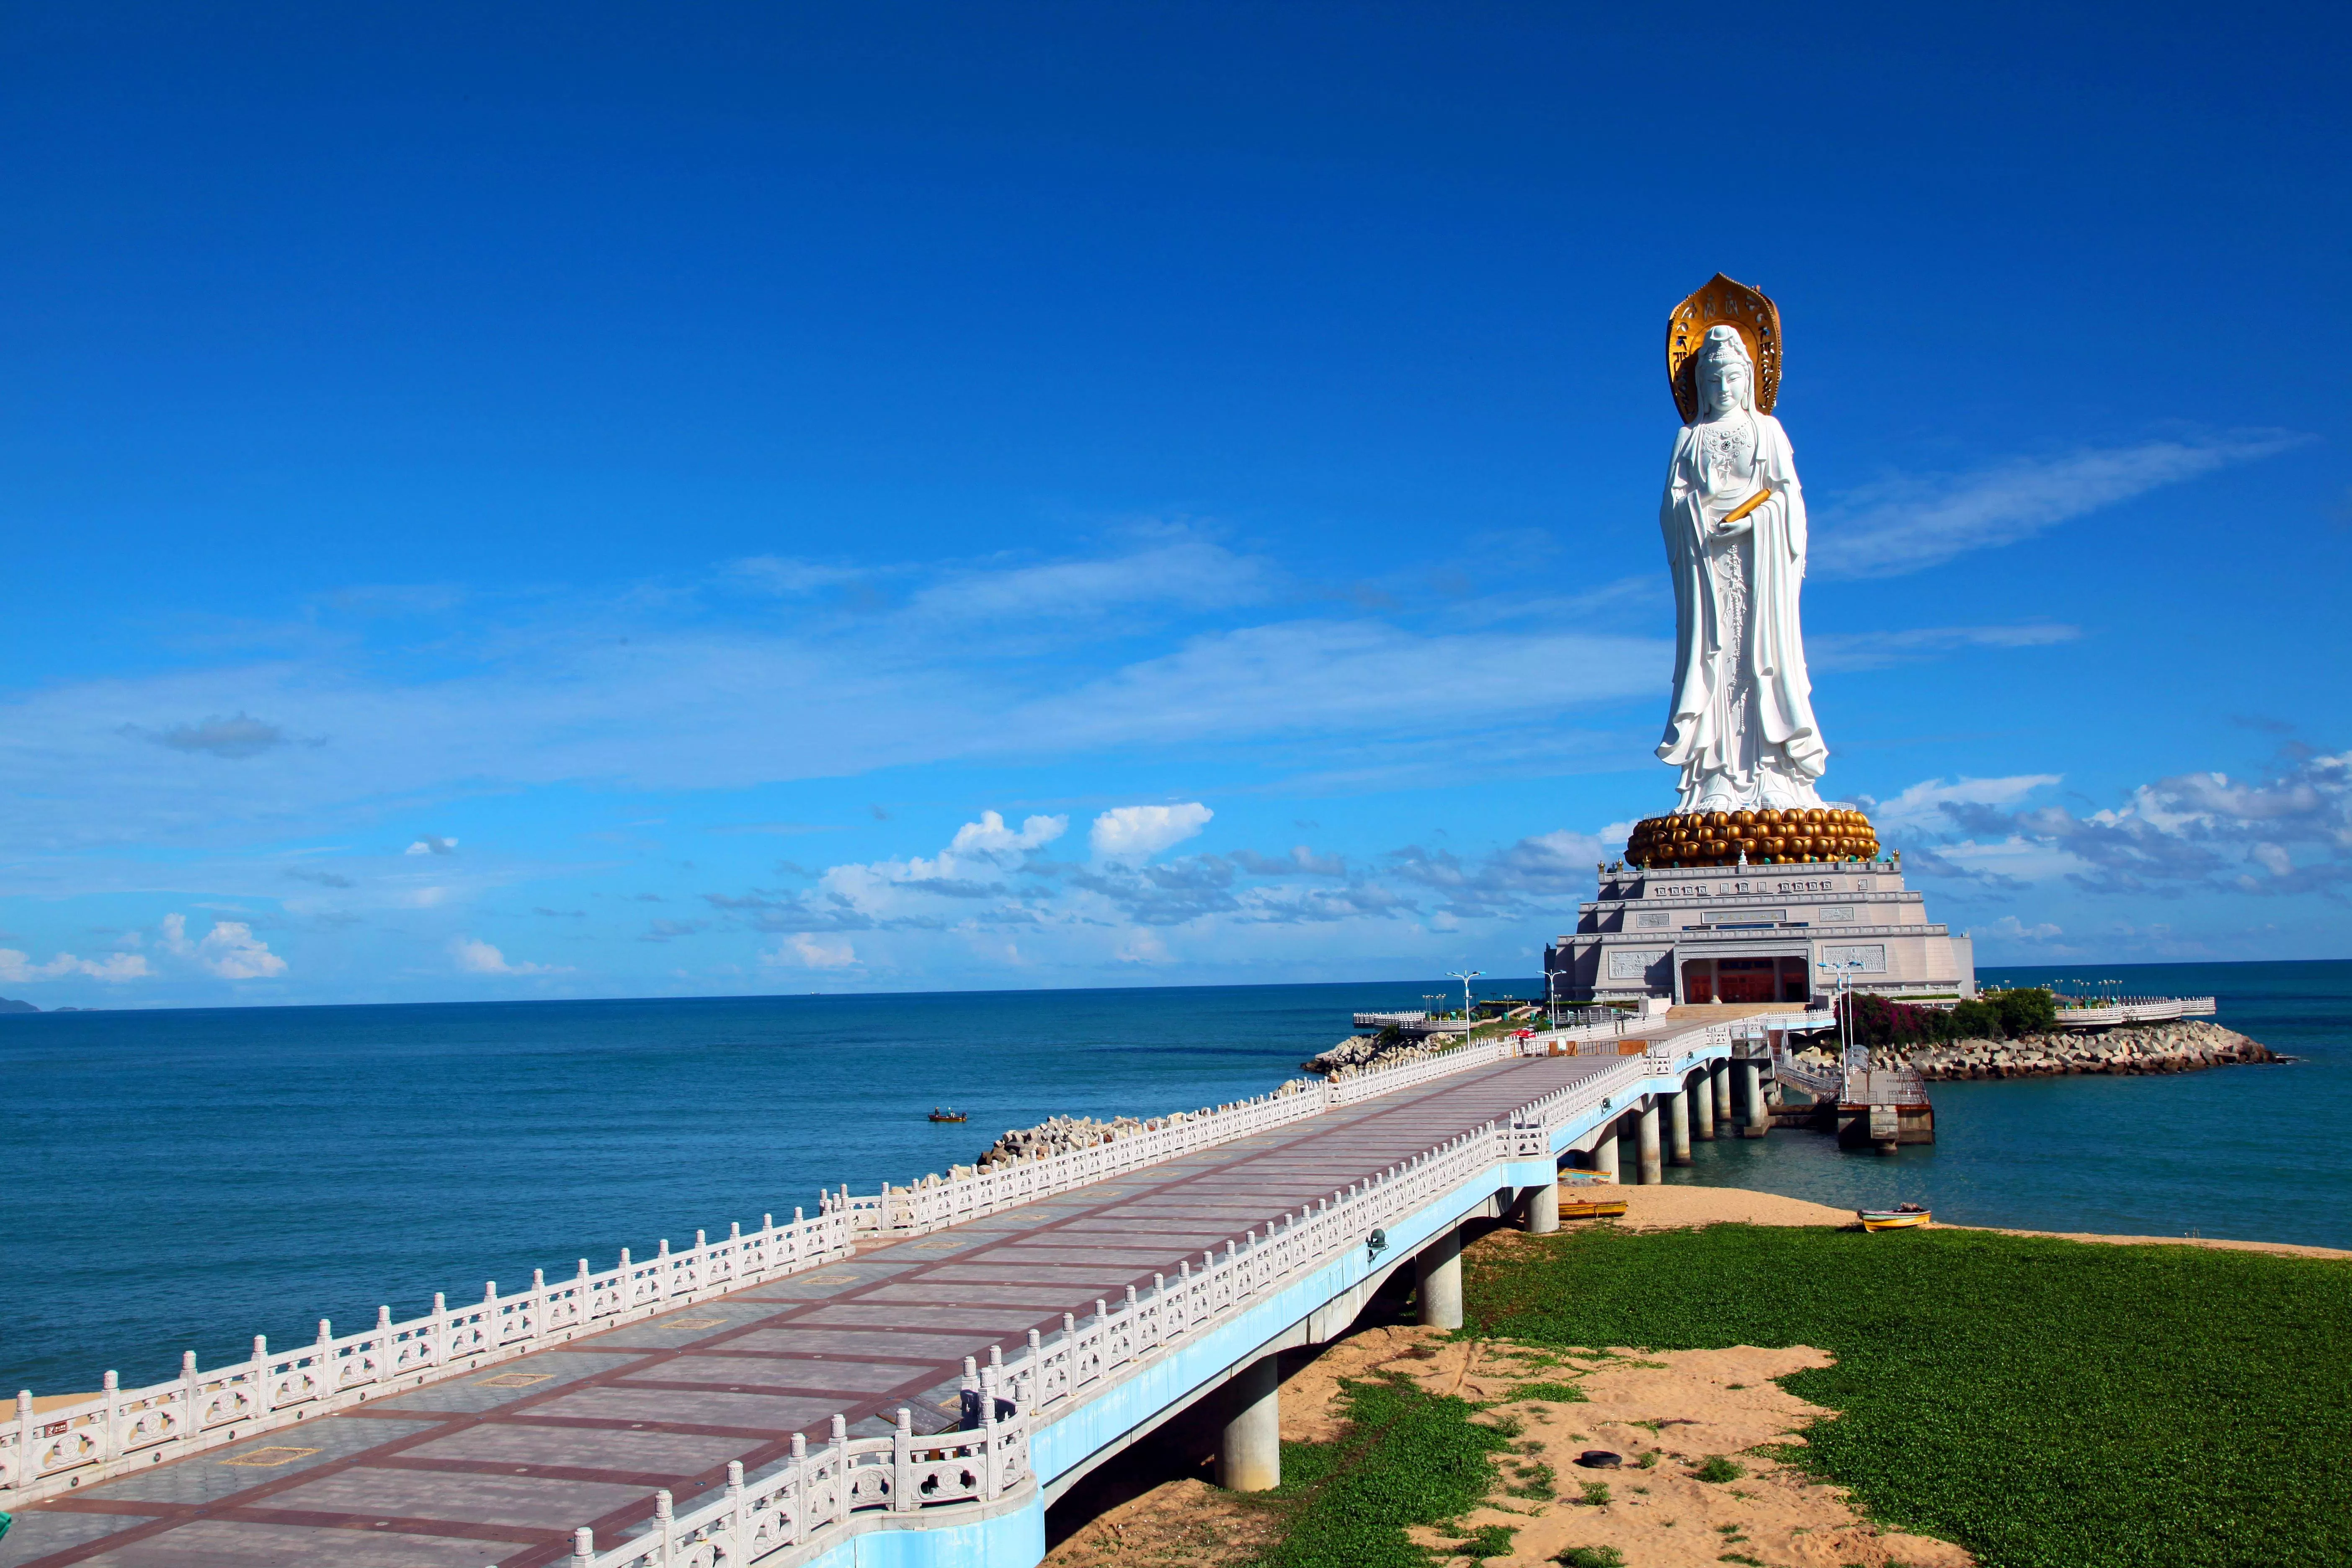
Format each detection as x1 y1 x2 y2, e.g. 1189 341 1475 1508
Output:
1946 998 2004 1039
1692 1455 1745 1483
1509 1380 1589 1403
1455 1523 1516 1560
1992 985 2058 1035
1578 1480 1612 1505
1556 1548 1625 1568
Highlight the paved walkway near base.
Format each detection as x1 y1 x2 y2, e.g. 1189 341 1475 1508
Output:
4 1053 1612 1568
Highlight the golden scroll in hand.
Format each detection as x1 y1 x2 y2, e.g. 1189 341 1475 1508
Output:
1713 486 1772 531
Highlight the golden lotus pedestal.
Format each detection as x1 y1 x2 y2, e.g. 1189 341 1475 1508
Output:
1626 807 1878 869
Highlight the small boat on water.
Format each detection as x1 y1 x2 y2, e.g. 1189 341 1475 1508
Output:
1858 1203 1931 1231
927 1108 968 1123
1559 1197 1630 1221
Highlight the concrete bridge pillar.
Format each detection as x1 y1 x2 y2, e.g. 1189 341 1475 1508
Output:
1217 1354 1282 1492
1593 1120 1621 1183
1668 1089 1692 1166
1524 1179 1560 1235
1712 1061 1733 1130
1637 1101 1663 1184
1416 1226 1464 1330
1690 1072 1715 1142
1738 1060 1767 1138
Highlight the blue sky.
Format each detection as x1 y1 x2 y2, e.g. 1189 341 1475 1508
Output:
2 3 2346 1006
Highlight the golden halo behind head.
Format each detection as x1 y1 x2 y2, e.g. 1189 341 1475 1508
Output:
1668 273 1782 422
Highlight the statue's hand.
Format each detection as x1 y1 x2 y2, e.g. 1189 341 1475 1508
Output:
1709 513 1754 539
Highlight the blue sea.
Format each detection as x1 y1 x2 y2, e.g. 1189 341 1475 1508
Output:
2 962 2345 1398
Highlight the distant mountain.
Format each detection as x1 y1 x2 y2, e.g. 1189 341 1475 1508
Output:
0 995 39 1014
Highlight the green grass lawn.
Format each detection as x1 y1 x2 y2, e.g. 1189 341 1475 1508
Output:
1259 1376 1516 1568
1464 1225 2352 1568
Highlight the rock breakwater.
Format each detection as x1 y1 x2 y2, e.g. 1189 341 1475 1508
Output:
975 1083 1314 1171
1885 1019 2276 1080
1301 1033 1463 1075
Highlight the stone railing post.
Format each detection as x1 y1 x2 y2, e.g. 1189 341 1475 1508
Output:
653 1488 674 1564
253 1335 272 1416
180 1350 199 1437
891 1407 914 1512
100 1369 120 1462
18 1387 36 1483
786 1433 807 1543
980 1367 1001 1498
429 1292 448 1366
570 1526 594 1566
725 1459 746 1553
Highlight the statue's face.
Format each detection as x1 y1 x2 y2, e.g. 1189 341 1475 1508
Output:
1701 355 1749 417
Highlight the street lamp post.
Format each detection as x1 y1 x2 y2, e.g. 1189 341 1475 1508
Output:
1815 957 1866 1067
1446 970 1483 1039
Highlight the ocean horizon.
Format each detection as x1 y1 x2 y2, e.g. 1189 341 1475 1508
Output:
4 959 2344 1398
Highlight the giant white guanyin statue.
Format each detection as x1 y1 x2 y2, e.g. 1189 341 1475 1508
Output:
1655 277 1827 815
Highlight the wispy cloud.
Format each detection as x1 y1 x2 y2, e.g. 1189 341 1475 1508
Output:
449 936 568 975
122 712 293 759
1810 624 2081 672
1817 432 2306 578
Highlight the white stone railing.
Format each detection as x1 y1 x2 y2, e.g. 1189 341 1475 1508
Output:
571 1114 1529 1568
15 1011 1752 1560
850 1082 1327 1235
5 1034 1537 1507
2051 995 2218 1027
570 1400 1031 1568
4 1211 856 1504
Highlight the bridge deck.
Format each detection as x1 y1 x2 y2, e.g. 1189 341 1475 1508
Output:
5 1053 1612 1568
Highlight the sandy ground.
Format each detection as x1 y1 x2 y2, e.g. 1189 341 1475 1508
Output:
1042 1476 1279 1568
1044 1321 1970 1568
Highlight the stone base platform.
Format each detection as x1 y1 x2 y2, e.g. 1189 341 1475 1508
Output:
1545 857 1973 1007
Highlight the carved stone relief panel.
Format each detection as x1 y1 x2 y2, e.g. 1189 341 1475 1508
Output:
1608 948 1670 980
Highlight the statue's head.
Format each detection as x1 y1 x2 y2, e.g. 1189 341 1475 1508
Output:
1694 324 1755 418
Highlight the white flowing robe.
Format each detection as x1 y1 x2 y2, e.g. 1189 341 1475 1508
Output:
1655 410 1827 809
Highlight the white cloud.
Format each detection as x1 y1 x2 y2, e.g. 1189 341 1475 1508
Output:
1091 803 1214 861
159 912 287 978
0 948 154 984
449 937 565 976
1980 915 2064 942
1863 775 2064 834
947 811 1068 859
763 934 858 970
405 836 459 856
1817 433 2307 578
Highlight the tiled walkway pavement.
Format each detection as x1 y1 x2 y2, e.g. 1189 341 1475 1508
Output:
5 1053 1609 1568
